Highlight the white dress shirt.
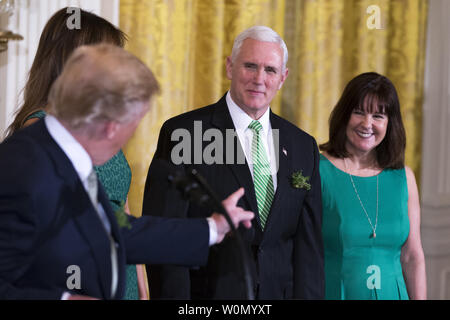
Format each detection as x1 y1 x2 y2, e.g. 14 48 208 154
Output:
226 91 278 191
45 115 113 233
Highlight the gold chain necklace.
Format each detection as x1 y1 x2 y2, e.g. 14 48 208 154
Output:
344 158 378 239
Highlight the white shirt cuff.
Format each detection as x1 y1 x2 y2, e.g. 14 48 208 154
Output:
207 217 218 246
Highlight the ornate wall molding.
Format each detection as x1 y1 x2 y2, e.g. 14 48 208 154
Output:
421 0 450 207
440 268 450 299
421 0 450 300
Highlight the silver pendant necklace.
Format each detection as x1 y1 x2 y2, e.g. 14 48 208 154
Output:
344 158 378 239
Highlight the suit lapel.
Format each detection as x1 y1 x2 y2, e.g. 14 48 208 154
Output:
210 96 259 216
98 185 122 244
97 184 126 299
209 99 293 233
262 112 291 232
72 190 114 299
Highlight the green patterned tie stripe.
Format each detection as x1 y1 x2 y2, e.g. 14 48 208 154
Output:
249 120 274 229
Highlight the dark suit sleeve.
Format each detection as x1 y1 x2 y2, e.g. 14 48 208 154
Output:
122 215 209 267
0 140 65 299
142 121 193 299
293 137 325 299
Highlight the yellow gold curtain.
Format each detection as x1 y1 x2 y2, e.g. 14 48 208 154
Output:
120 0 428 217
120 0 287 217
282 0 428 187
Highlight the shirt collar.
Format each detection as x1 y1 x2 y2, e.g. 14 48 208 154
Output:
45 115 93 182
225 91 271 133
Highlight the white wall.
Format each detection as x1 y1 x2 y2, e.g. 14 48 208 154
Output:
421 0 450 300
0 0 119 138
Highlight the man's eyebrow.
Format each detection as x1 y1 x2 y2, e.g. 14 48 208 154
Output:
242 62 279 70
265 65 278 71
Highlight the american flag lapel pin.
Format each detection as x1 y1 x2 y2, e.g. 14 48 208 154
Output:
282 147 287 156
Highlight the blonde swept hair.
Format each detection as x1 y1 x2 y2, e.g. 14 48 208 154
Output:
47 43 159 131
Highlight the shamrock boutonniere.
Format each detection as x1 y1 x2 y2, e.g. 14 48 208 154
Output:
115 200 132 229
291 170 311 191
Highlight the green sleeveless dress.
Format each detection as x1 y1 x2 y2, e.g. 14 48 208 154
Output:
26 111 140 300
320 154 410 300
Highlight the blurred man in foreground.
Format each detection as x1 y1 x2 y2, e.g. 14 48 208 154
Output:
0 43 253 300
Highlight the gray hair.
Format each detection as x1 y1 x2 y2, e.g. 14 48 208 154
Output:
231 26 288 72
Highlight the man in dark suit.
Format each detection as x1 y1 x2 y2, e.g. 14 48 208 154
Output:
0 43 253 300
143 26 324 299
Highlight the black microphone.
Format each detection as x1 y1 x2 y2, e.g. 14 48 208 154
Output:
149 159 217 210
147 158 256 300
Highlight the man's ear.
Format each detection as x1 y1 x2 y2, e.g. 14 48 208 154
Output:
104 121 119 140
278 67 289 90
226 56 233 80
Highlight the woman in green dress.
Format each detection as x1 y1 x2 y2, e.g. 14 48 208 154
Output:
319 72 426 300
4 8 147 300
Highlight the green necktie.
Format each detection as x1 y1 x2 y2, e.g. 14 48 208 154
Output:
248 120 274 229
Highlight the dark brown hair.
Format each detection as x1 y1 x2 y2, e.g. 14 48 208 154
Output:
5 7 127 138
320 72 406 169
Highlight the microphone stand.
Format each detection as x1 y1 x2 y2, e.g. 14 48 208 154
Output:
168 167 256 300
